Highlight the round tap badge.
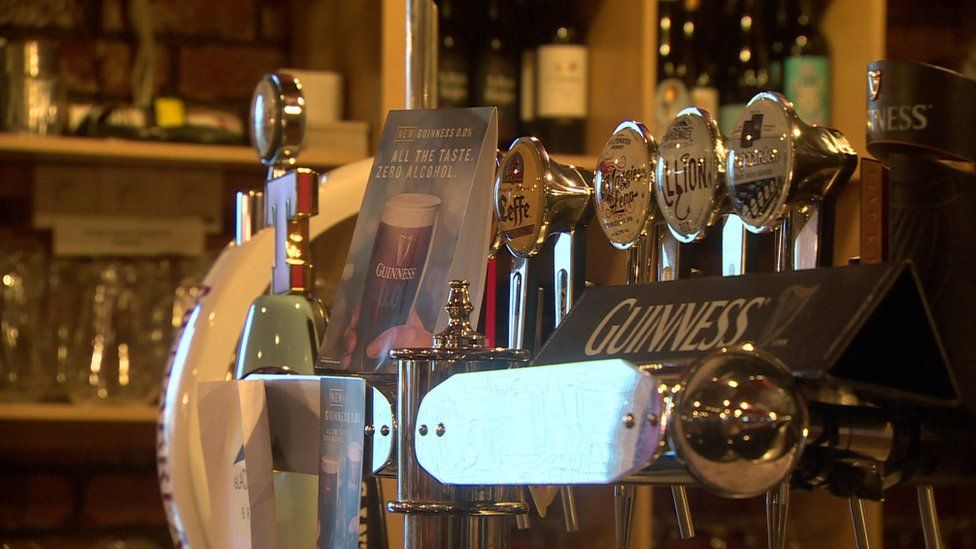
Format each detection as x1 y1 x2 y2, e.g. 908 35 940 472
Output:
655 108 722 243
594 121 655 249
495 138 546 258
727 93 796 232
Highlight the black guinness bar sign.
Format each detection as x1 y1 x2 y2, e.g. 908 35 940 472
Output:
535 262 957 405
866 60 976 164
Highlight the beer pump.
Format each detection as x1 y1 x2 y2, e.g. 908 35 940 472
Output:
726 91 857 548
593 120 696 547
494 136 593 531
235 71 326 380
232 72 328 547
389 280 529 549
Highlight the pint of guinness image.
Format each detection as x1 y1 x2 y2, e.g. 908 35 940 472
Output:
318 455 339 547
357 193 441 372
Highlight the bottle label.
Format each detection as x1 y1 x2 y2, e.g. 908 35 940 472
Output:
475 55 518 142
727 97 793 230
438 67 469 108
656 111 720 243
594 124 653 248
784 55 830 125
653 78 690 137
537 44 588 118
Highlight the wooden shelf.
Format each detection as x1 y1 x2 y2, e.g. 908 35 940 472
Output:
0 402 157 423
0 133 367 169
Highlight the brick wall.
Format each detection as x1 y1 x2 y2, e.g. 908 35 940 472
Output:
1 0 293 126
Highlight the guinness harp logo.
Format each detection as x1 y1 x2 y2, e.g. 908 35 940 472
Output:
868 70 882 101
396 234 414 265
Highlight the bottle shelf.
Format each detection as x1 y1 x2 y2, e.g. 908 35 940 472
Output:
0 402 157 423
0 133 367 169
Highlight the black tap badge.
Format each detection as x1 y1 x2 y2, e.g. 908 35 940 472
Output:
727 98 793 231
320 108 498 374
318 377 367 549
594 122 654 249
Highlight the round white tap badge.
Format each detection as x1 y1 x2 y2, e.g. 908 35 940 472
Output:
495 139 546 257
727 94 795 232
655 108 721 243
594 122 655 249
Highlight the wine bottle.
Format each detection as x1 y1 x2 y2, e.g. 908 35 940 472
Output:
718 0 769 134
437 0 470 109
767 0 790 92
654 0 691 136
535 0 588 154
686 0 719 116
517 0 543 138
472 0 519 145
783 0 831 125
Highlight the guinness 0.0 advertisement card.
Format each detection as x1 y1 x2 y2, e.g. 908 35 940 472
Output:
317 376 367 549
320 108 497 373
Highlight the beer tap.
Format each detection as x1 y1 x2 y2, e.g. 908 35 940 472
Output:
235 71 326 380
494 136 592 532
593 120 697 546
233 72 328 547
726 91 857 549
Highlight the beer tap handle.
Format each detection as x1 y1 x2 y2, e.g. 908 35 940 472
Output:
614 485 636 549
792 203 821 270
655 229 695 539
657 229 681 282
559 484 580 533
627 228 658 285
508 256 533 351
552 229 584 532
918 485 945 549
722 215 748 276
849 497 872 549
508 255 535 531
766 482 790 549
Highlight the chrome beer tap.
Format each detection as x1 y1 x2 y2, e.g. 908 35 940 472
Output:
593 120 696 546
494 136 592 532
726 91 857 549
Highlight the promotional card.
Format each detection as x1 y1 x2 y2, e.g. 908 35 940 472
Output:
317 376 367 549
320 108 498 373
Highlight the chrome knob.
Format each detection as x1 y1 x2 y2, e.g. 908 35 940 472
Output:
671 344 808 498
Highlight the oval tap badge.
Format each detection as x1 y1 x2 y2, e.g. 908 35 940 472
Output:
594 121 656 249
495 138 546 257
655 108 722 243
727 93 795 232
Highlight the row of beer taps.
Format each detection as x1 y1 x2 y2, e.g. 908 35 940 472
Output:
483 89 950 549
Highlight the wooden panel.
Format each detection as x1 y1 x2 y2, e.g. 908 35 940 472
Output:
822 0 886 267
823 0 886 157
291 0 384 150
585 0 656 155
